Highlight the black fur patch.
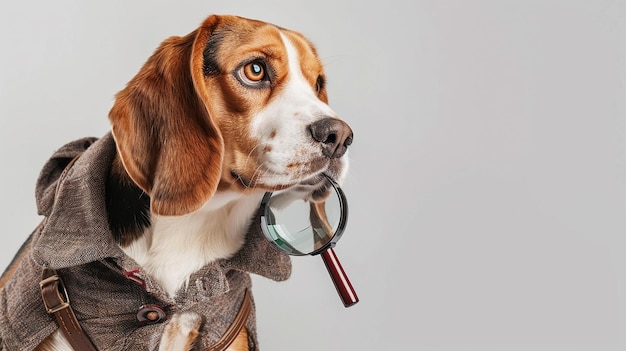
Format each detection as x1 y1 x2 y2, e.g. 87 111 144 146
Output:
106 166 151 246
0 229 33 280
203 30 225 76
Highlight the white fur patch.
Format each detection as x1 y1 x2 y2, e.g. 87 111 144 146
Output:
121 191 264 296
34 330 73 351
120 31 349 298
158 311 203 351
248 33 340 187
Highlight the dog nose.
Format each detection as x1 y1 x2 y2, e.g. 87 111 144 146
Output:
309 117 353 159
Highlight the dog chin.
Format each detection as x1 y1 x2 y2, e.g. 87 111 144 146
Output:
309 180 334 202
284 167 347 203
232 155 348 199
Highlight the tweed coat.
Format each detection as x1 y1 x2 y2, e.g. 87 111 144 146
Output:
0 134 292 350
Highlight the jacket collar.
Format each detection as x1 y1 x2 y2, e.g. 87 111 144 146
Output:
31 133 291 282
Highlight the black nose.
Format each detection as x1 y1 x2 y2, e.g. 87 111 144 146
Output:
308 118 353 159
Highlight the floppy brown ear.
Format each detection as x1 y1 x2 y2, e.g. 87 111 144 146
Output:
109 16 224 216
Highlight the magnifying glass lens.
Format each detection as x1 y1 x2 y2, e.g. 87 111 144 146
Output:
261 184 343 256
259 176 358 307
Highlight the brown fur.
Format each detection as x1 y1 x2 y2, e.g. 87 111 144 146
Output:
109 15 328 216
310 202 334 251
9 14 336 350
109 25 224 216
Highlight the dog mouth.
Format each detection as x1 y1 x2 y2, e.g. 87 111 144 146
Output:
229 156 346 197
275 171 340 203
229 167 338 199
230 169 252 188
229 168 303 192
307 175 335 202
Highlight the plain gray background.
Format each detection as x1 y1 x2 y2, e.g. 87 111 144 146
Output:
2 0 626 350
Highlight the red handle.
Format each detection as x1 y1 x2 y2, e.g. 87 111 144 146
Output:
320 248 359 307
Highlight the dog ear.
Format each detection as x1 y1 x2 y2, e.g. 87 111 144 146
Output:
109 16 224 216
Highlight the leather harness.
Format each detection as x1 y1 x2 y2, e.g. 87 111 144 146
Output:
37 153 253 351
39 268 252 351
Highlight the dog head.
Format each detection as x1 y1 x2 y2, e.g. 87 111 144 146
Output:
109 15 352 216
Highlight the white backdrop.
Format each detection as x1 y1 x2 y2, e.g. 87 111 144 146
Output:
2 1 626 350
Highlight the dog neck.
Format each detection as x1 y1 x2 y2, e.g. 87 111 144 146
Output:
106 156 264 297
125 191 263 297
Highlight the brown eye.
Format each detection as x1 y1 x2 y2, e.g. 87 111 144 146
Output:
243 61 265 82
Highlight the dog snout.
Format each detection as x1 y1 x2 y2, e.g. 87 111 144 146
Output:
308 117 353 159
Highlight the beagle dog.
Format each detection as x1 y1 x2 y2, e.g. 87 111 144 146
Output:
1 14 352 351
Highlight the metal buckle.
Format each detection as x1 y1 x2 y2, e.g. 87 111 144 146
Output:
40 274 71 314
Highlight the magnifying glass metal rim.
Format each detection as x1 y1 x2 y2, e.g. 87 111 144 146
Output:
259 174 349 256
259 174 359 307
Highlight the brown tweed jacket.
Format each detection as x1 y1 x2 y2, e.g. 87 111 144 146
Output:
0 134 292 350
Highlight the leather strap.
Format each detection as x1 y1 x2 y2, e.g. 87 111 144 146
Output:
206 289 253 351
39 153 97 350
38 151 252 350
40 268 252 351
40 269 98 351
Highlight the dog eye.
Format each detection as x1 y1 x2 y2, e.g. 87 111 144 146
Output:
242 61 266 82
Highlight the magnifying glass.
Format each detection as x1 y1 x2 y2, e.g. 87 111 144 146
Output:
260 175 359 307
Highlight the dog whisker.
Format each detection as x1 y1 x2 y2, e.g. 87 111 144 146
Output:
248 163 270 189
